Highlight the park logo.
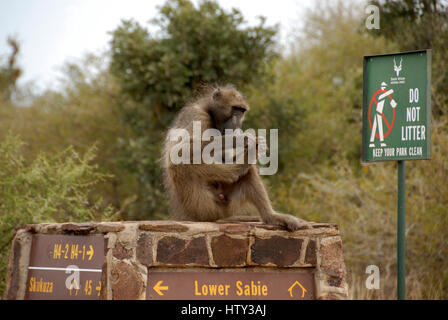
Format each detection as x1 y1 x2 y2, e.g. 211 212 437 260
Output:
391 56 405 85
393 57 402 77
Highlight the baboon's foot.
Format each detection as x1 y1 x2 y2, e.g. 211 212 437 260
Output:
265 213 312 231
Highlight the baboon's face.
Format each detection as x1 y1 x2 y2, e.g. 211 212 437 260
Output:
210 88 249 133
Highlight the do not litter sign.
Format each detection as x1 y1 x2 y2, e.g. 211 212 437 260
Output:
362 50 431 162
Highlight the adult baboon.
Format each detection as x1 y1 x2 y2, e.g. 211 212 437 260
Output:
162 85 308 231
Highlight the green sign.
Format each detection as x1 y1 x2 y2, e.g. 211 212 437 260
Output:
362 50 431 162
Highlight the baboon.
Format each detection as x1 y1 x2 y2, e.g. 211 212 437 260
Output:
162 85 308 231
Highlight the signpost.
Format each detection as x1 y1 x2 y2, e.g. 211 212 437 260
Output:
147 271 315 300
362 50 431 299
25 234 105 300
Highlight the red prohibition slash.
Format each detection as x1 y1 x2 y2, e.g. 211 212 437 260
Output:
368 89 396 139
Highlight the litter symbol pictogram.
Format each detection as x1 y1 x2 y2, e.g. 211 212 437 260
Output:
368 82 397 147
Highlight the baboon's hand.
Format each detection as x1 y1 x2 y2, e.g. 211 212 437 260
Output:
244 132 258 149
240 133 267 157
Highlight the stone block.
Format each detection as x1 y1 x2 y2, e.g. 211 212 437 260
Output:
211 234 248 266
305 239 317 265
218 223 250 234
250 236 302 266
60 222 95 234
139 221 189 233
320 236 346 280
136 233 153 266
113 241 133 260
111 261 145 300
156 236 209 266
96 222 125 233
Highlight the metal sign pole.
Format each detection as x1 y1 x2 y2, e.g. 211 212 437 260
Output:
397 160 406 300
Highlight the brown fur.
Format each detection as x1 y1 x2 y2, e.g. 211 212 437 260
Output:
162 85 308 230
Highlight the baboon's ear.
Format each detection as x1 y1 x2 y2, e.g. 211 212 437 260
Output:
212 88 222 101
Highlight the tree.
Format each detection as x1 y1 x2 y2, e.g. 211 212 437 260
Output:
0 38 21 102
110 0 278 119
108 0 279 219
370 0 448 115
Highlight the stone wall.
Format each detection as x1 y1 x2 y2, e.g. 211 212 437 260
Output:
4 220 348 300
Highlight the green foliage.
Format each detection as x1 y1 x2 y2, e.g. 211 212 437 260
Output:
0 53 141 220
117 135 169 220
110 0 278 117
244 76 305 175
256 0 397 172
0 133 114 226
0 132 115 295
370 0 448 115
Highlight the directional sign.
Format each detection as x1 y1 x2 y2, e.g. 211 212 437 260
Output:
25 234 105 300
362 50 431 162
146 271 315 300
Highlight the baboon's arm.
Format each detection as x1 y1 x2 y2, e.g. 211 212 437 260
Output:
167 133 254 183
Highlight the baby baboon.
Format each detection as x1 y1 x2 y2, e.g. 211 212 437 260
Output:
162 85 308 231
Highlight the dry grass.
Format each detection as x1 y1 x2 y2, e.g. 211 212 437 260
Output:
272 115 448 300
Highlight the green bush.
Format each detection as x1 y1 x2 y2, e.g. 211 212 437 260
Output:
0 132 115 296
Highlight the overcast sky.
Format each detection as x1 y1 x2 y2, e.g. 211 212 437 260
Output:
0 0 317 91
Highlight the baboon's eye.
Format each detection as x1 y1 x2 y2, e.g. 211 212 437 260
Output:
232 106 246 113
